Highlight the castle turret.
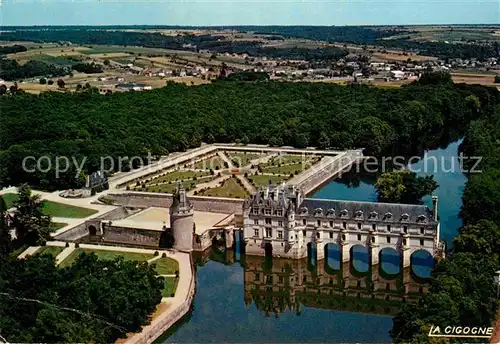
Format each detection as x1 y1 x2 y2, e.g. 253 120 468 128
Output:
170 183 194 251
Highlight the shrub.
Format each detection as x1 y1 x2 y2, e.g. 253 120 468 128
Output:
75 242 80 248
65 242 69 247
162 252 167 258
154 251 159 256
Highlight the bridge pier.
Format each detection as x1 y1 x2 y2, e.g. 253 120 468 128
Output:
370 244 380 266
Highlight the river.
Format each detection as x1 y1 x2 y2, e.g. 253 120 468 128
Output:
161 140 466 343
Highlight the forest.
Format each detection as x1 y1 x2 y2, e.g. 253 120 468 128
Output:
1 74 497 190
0 58 69 81
390 84 500 342
0 44 28 55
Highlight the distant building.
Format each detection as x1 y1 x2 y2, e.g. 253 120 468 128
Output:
83 171 109 196
390 70 405 80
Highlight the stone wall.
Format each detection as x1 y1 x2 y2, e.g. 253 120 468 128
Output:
102 225 162 247
52 206 131 242
108 192 245 215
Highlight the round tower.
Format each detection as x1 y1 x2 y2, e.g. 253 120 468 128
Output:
170 183 194 251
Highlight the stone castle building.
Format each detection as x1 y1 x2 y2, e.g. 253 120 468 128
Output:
243 184 442 266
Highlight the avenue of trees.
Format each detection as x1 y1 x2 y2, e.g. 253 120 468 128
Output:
0 58 69 81
1 73 496 190
71 62 104 74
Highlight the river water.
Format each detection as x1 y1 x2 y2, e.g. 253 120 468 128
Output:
162 140 466 343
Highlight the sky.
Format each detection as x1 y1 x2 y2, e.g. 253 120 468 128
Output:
1 0 499 26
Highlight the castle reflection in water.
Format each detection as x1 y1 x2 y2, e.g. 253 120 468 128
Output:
194 247 430 317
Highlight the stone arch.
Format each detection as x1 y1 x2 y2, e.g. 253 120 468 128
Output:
411 249 435 279
88 225 97 236
324 243 341 273
350 244 369 274
379 247 401 277
307 242 317 271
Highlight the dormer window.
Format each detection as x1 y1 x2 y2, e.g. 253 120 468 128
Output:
369 211 378 220
384 212 393 220
401 213 410 222
355 210 363 219
340 209 349 218
252 208 259 215
314 208 323 217
326 209 335 217
300 207 308 215
417 215 427 223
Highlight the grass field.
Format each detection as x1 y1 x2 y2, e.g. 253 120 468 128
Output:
248 174 289 187
42 201 98 218
2 193 18 208
35 246 64 257
15 53 79 66
59 248 154 267
146 170 211 185
225 152 263 167
137 176 214 193
261 162 309 175
199 177 249 198
193 156 225 170
161 277 179 297
152 257 179 275
2 193 96 218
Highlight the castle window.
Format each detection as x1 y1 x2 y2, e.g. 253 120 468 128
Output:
369 211 378 220
403 226 408 233
254 229 259 237
278 230 283 239
254 219 259 225
317 220 321 227
372 224 376 231
355 210 363 219
420 227 425 234
371 237 375 243
384 212 393 220
357 223 362 230
329 232 333 239
329 220 334 227
252 208 259 215
401 213 409 221
265 218 272 225
387 225 391 232
265 228 272 238
314 208 323 217
357 234 361 241
254 273 260 281
420 239 424 246
303 219 307 226
417 215 427 223
278 221 283 227
403 239 407 245
342 222 347 229
340 209 349 218
265 208 271 216
327 209 335 217
300 207 308 215
316 232 320 239
386 237 391 244
302 230 306 236
276 210 283 217
279 276 284 283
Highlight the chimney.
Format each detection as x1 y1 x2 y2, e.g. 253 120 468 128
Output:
432 196 438 221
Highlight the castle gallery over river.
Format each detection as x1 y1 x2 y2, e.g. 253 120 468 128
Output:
50 143 443 267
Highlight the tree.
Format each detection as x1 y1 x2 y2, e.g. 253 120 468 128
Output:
47 79 54 85
11 184 52 246
0 84 7 95
318 132 330 149
494 75 500 84
103 59 110 66
453 220 500 256
0 196 11 259
57 79 65 88
375 170 438 204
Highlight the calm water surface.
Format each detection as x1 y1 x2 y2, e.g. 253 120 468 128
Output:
163 140 466 343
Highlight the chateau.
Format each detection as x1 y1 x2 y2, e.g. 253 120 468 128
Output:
243 184 442 266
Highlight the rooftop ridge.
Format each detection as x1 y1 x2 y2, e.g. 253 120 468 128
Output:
304 197 431 209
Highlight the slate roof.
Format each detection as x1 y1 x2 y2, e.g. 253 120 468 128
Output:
170 183 192 212
299 198 436 225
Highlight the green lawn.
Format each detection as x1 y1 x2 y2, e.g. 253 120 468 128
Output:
2 193 96 218
146 170 211 185
193 156 225 170
225 152 263 167
248 174 289 187
35 246 64 257
161 277 179 297
153 257 179 275
261 162 309 175
136 176 214 194
199 177 249 198
2 193 18 208
42 201 97 218
50 222 68 231
59 248 154 267
18 54 78 66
